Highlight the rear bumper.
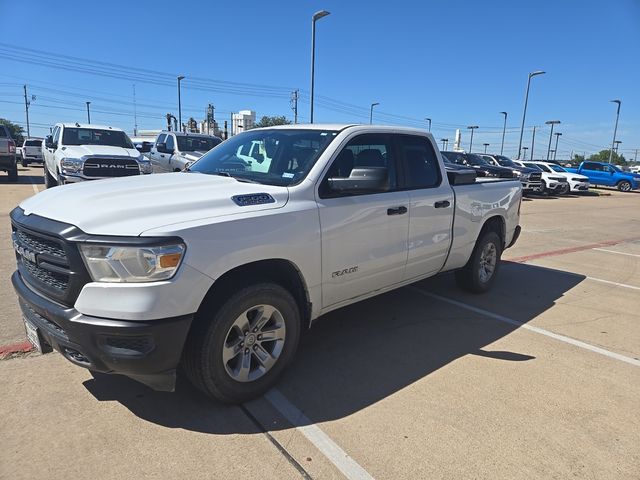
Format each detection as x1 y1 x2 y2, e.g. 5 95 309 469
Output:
12 271 193 391
0 155 16 168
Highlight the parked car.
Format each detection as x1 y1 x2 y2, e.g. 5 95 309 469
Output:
441 151 515 178
565 161 639 192
148 131 223 173
528 161 589 193
481 154 543 194
11 124 522 403
513 160 569 195
21 138 43 167
42 123 153 188
0 124 18 182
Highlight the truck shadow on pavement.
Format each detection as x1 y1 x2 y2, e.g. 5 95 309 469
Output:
83 261 585 434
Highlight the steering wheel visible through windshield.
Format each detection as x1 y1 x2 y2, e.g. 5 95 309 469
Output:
189 129 339 186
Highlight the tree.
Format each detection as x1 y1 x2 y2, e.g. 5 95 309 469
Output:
588 149 627 166
253 115 292 128
0 118 25 144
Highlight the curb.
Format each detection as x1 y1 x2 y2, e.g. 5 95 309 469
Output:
0 341 34 359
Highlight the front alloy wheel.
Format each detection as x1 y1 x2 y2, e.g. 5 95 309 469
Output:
618 181 632 192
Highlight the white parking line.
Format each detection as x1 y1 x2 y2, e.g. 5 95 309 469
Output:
593 248 640 258
28 175 40 194
409 287 640 368
585 276 640 291
265 389 375 480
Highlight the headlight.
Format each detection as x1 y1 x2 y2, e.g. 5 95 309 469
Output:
61 158 83 174
79 243 185 283
138 157 152 174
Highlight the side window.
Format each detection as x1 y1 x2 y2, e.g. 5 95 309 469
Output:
165 135 175 151
156 134 167 146
583 162 600 171
398 135 441 189
52 126 61 144
320 133 396 197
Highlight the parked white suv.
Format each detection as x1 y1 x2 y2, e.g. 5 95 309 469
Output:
42 123 152 188
528 161 590 193
513 160 569 195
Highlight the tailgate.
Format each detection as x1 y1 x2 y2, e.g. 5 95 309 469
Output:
0 140 10 155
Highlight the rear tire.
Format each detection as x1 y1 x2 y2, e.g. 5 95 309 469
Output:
182 283 301 404
455 230 502 294
7 166 18 182
21 158 28 168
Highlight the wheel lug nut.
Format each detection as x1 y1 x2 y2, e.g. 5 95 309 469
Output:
244 348 249 354
243 331 248 336
257 334 262 340
253 328 258 333
253 345 258 350
239 342 244 347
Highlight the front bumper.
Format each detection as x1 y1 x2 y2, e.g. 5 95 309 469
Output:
12 271 193 391
522 181 543 192
570 181 590 191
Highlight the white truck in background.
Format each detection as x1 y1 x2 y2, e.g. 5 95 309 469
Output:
12 124 522 404
21 138 43 167
42 123 152 188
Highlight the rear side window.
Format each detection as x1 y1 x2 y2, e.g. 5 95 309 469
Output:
583 162 603 171
398 135 441 189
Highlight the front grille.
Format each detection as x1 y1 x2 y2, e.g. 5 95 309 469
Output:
22 259 68 291
529 172 542 181
11 213 91 307
16 230 66 259
83 158 140 177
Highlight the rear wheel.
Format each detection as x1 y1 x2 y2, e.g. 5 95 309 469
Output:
21 157 28 168
455 230 502 294
559 183 570 195
7 166 18 182
617 180 632 192
182 283 301 403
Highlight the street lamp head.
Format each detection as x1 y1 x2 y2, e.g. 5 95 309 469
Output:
610 99 621 105
177 75 185 81
371 102 380 107
545 120 561 125
313 10 330 21
426 117 431 122
467 125 479 129
530 70 545 77
555 132 562 136
500 111 507 116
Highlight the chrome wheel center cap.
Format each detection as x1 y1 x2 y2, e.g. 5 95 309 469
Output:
245 334 257 347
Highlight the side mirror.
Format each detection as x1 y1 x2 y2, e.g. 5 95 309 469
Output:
45 135 55 149
328 167 388 193
156 142 169 154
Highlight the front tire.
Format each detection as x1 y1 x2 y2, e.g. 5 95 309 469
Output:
182 283 301 404
617 181 632 192
455 230 502 294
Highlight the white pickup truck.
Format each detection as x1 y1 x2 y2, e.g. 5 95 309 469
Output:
11 125 522 403
42 123 152 187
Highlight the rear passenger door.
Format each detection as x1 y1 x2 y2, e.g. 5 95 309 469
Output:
317 133 410 308
398 135 455 279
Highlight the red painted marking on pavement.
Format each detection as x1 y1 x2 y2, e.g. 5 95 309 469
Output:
0 341 34 356
507 237 639 263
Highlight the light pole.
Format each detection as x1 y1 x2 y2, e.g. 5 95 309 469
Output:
310 10 330 124
425 117 431 132
86 101 91 124
500 111 507 155
614 140 622 155
553 132 562 161
441 138 448 150
467 125 478 152
517 70 545 159
483 143 490 153
530 125 537 160
369 102 379 124
545 120 561 160
522 146 529 160
177 75 185 132
608 99 621 164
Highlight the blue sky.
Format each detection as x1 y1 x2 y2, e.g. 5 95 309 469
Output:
1 0 638 160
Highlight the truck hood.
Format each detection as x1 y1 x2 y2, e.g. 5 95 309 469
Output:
61 145 141 159
19 172 289 236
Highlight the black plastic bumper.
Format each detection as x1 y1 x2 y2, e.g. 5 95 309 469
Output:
507 225 521 249
12 271 193 391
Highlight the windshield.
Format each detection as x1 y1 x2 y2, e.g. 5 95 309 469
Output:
177 136 221 152
494 155 516 167
62 128 134 148
549 164 567 173
190 129 339 186
465 154 489 166
523 162 543 171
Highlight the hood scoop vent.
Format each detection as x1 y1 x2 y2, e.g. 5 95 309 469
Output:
232 193 276 207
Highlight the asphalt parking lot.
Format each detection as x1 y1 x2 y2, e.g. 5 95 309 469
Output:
1 166 639 479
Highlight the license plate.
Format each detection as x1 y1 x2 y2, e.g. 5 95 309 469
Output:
24 319 42 353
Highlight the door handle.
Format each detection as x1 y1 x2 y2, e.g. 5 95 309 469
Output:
434 200 450 208
387 206 408 216
160 154 165 158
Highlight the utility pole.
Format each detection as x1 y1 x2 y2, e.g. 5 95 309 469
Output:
133 84 138 136
290 90 299 124
441 138 448 150
230 112 234 136
517 70 545 159
425 117 431 132
500 111 507 155
23 85 31 138
553 132 562 161
545 120 561 160
530 126 537 160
